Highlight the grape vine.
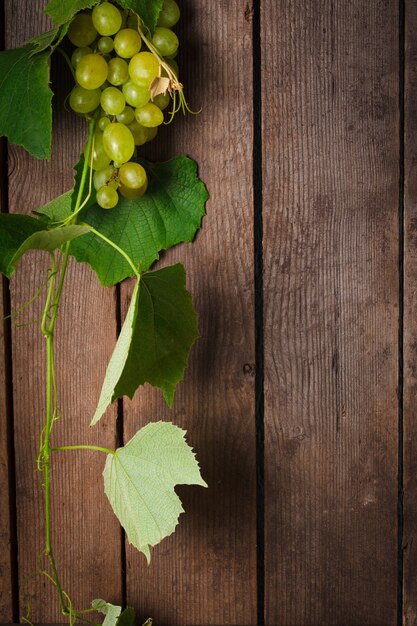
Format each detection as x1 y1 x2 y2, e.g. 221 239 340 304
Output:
0 0 208 623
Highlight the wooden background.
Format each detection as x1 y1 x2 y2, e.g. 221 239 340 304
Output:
0 0 414 624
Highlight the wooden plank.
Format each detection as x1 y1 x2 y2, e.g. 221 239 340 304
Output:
5 3 122 620
262 2 399 624
122 1 257 624
403 1 417 623
0 276 13 619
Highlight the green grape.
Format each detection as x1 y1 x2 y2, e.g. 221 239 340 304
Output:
145 126 158 141
102 122 135 164
152 92 170 110
107 58 129 86
157 0 180 28
119 179 147 199
98 36 114 53
114 28 141 58
135 103 164 127
98 116 111 131
127 14 139 29
166 57 179 77
69 85 101 114
93 165 115 191
122 80 150 107
117 106 135 125
96 185 119 209
129 52 159 88
68 13 97 47
101 87 126 115
71 46 92 68
76 53 108 90
151 27 179 58
92 131 112 170
119 162 147 190
120 9 129 29
92 2 122 36
127 120 149 145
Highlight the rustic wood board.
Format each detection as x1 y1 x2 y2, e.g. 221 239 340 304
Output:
4 2 122 620
262 1 400 624
404 0 417 623
121 0 258 623
0 278 13 620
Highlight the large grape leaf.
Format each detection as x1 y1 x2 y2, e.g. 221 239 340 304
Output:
28 23 70 55
103 422 207 563
0 214 44 278
69 156 207 286
92 263 198 425
0 46 53 159
44 0 100 25
118 0 164 33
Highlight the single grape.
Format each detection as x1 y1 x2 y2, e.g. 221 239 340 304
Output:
92 2 122 36
101 87 126 115
107 58 129 86
114 28 141 58
129 52 159 88
117 106 135 125
93 165 115 191
97 185 119 209
122 80 150 107
71 46 92 68
127 120 149 145
119 162 147 189
98 36 114 54
92 131 112 170
152 92 170 110
165 57 179 77
102 122 135 164
145 126 158 141
76 53 108 90
157 0 180 28
69 85 101 114
119 178 148 199
127 14 139 30
98 116 111 131
68 13 97 47
151 27 179 58
135 103 164 127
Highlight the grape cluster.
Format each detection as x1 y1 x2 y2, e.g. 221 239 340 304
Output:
67 0 181 209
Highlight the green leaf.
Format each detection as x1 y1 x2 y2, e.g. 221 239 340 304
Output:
9 225 90 275
117 607 136 626
117 0 164 33
0 214 44 278
0 46 53 159
34 191 72 223
27 23 70 55
91 263 198 425
70 156 207 286
91 599 122 626
45 0 100 25
103 422 207 563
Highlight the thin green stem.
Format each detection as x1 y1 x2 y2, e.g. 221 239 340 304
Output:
56 47 75 79
38 116 97 617
83 224 141 278
51 444 115 455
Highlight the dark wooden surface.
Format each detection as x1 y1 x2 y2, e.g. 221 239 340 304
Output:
0 0 415 624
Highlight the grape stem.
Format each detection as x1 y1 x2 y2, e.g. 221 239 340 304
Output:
38 116 97 616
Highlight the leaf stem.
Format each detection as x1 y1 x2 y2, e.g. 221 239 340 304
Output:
82 224 141 278
51 444 115 455
56 47 75 79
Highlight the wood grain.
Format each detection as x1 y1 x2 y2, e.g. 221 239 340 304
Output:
5 2 122 620
121 1 258 623
262 1 400 624
403 1 417 623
